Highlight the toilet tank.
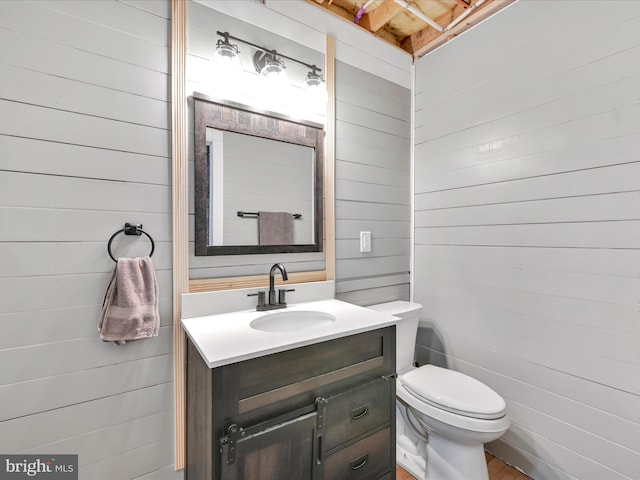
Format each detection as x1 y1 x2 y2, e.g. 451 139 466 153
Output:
367 301 423 373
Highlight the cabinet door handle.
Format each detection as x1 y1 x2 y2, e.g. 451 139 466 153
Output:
315 433 324 465
350 454 368 471
351 405 369 421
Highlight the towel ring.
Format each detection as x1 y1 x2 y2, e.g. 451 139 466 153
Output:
107 223 155 262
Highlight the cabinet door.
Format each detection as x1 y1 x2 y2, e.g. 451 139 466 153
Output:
220 412 319 480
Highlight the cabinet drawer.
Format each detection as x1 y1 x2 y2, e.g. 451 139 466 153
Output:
324 378 391 452
323 427 391 480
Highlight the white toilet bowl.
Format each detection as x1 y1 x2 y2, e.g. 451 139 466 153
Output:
367 301 510 480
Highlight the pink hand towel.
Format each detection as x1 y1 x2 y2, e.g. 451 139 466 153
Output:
258 211 294 245
98 256 160 345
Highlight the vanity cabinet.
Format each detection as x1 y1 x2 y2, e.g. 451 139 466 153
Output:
186 326 396 480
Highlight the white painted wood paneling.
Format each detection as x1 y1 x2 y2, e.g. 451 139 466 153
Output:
80 440 177 480
414 1 640 478
29 0 171 46
416 221 640 249
414 133 640 184
416 192 640 226
23 411 174 462
0 383 174 452
0 100 169 157
0 172 169 213
0 29 168 101
0 299 173 350
334 61 411 305
0 64 170 129
0 355 174 421
415 163 640 210
0 326 173 385
416 259 638 308
415 244 639 282
464 366 640 459
336 179 409 206
0 1 175 479
417 327 640 479
337 200 410 221
0 1 169 73
1 242 173 277
337 161 408 187
0 136 170 184
0 207 170 243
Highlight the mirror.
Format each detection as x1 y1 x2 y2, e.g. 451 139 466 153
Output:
193 92 324 255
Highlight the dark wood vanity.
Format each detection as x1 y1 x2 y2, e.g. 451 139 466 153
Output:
186 326 396 480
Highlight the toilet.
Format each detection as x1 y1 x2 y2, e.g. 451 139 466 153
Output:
368 301 510 480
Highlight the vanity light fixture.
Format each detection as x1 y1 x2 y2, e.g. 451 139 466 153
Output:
215 31 324 89
213 32 242 72
304 65 324 89
253 50 288 84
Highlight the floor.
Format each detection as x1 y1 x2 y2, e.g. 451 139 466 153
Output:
396 452 530 480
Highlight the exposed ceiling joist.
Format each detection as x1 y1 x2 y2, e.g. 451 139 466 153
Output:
359 2 404 32
305 0 515 59
411 0 516 57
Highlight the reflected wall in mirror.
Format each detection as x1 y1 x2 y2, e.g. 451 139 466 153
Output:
207 129 315 246
194 92 324 256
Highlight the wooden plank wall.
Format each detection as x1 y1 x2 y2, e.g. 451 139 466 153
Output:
413 1 640 479
0 1 181 479
334 62 412 306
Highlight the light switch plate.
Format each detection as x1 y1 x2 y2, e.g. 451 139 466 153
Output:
360 231 371 252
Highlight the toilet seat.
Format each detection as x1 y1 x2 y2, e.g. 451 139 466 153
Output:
400 365 506 420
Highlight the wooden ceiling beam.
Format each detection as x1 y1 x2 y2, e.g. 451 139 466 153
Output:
401 2 467 53
305 0 514 58
359 2 404 32
304 0 403 49
307 0 354 23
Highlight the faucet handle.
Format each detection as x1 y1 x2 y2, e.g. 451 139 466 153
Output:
248 291 266 308
278 288 295 305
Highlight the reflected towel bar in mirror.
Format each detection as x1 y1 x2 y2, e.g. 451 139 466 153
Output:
237 211 302 219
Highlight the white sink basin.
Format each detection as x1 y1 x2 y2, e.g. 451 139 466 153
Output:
250 310 336 332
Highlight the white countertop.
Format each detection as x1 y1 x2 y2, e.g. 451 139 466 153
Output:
181 298 399 368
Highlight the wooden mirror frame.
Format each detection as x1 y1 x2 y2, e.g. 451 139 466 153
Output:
193 93 324 256
171 0 336 468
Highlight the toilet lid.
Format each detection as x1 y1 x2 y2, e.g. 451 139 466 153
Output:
400 365 506 420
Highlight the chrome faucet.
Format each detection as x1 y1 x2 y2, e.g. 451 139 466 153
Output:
250 263 294 311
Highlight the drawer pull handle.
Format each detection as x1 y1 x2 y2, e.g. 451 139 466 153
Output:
350 454 368 471
351 405 369 421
